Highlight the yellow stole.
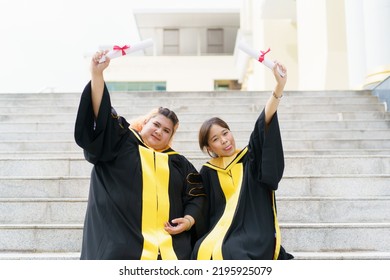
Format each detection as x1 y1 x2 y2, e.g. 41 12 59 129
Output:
196 147 281 260
197 148 246 260
130 129 178 260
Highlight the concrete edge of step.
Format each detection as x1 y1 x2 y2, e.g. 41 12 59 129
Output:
291 251 390 260
0 252 80 260
2 196 390 203
1 222 390 230
0 251 389 260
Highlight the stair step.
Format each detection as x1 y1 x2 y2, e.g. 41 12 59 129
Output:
0 252 80 260
1 174 388 198
0 93 382 103
0 97 382 109
0 102 386 113
1 148 390 159
1 138 390 152
0 198 87 224
0 223 388 252
280 174 390 197
1 111 389 123
0 224 83 252
0 251 390 260
281 222 390 252
0 141 81 152
0 156 389 176
277 196 390 223
1 120 389 131
283 155 390 175
177 139 390 151
2 129 390 141
0 251 389 260
1 197 388 224
0 176 90 198
0 90 375 98
291 251 390 260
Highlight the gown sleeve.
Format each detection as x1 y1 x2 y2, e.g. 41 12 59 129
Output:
197 166 212 236
74 81 130 164
247 109 284 190
181 158 206 238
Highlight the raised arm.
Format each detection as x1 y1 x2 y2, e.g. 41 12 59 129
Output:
91 51 110 118
264 62 287 126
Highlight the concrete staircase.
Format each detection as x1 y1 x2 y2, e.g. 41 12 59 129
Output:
0 90 389 260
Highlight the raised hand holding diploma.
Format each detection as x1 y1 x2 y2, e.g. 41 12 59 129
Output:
99 38 154 63
238 41 285 77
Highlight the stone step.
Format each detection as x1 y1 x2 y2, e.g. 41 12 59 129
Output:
0 92 378 101
0 95 383 109
0 90 374 99
0 95 380 106
0 223 389 253
0 104 386 122
275 149 390 155
0 151 83 159
0 98 384 113
0 109 390 124
0 198 87 224
0 156 389 177
1 174 389 198
291 251 390 260
0 252 80 260
0 224 82 252
0 251 389 260
2 129 390 141
282 155 390 176
277 196 390 223
0 141 82 152
1 111 389 123
0 176 90 198
280 175 390 197
281 222 390 252
2 148 390 160
1 138 390 152
1 197 388 224
186 149 390 156
174 138 390 150
1 119 389 132
0 94 379 105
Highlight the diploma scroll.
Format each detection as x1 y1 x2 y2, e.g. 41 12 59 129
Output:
237 41 285 77
99 38 154 63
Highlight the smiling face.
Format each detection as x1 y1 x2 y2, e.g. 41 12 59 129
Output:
206 124 236 157
139 114 174 151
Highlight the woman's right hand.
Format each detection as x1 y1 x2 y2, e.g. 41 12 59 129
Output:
90 50 110 76
273 61 287 92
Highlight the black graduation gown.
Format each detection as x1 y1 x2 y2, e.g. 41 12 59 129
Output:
192 110 293 260
74 82 205 260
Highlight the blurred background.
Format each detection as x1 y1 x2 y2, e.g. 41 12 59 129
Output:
0 0 389 94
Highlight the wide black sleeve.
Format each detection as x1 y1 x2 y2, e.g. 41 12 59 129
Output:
74 81 130 164
196 166 212 236
181 158 207 238
247 109 284 190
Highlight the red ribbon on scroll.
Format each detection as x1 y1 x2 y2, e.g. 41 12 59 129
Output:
258 48 271 62
113 45 130 56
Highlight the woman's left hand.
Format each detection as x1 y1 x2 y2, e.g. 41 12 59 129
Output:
273 61 287 91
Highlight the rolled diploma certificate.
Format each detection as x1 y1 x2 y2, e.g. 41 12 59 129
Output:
237 41 285 77
99 38 154 63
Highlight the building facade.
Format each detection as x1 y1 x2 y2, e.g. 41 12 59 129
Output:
101 0 390 92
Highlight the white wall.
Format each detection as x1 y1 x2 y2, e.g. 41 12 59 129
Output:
102 56 238 91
